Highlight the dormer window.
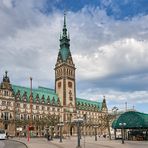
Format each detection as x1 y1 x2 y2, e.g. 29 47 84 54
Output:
47 96 50 104
4 91 8 96
36 94 39 103
23 91 27 102
52 97 55 105
41 95 45 104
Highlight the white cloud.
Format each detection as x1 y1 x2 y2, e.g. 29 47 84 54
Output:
78 87 148 112
73 38 148 80
2 0 13 8
0 2 148 112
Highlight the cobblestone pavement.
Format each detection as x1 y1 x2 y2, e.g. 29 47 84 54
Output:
12 136 148 148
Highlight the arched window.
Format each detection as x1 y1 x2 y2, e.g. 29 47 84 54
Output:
4 124 8 130
10 113 12 119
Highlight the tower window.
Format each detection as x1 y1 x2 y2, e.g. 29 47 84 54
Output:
58 82 61 88
68 82 72 88
69 90 73 101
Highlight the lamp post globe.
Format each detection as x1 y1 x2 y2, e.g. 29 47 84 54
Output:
119 122 126 144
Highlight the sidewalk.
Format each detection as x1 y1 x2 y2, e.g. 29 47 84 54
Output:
12 137 58 148
12 136 148 148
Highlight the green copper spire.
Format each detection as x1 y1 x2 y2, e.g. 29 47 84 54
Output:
59 12 71 62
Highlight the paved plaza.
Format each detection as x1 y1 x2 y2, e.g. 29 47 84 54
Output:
12 136 148 148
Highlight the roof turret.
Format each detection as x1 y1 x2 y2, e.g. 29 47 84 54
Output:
0 71 12 90
3 71 10 83
101 96 108 112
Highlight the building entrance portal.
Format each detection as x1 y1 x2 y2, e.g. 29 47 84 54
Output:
70 126 73 136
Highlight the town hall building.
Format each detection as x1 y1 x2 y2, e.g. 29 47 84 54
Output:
0 14 108 137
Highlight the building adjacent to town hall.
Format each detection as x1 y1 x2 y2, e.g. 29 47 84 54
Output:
0 14 108 137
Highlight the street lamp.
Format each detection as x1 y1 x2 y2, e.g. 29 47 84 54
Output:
50 126 54 140
119 123 126 144
65 120 71 138
93 125 98 141
73 118 84 148
57 123 64 142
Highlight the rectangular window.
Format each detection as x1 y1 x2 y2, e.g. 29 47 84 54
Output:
4 91 8 96
36 106 39 110
36 115 39 119
7 102 11 106
23 104 26 108
17 103 20 107
16 114 20 120
4 112 9 120
24 114 27 120
2 101 6 106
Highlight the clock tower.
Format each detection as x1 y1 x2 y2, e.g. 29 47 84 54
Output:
55 13 76 117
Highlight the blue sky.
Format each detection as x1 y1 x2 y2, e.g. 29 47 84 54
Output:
43 0 148 19
0 0 148 113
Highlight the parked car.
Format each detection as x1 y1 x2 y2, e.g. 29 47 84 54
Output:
0 129 6 140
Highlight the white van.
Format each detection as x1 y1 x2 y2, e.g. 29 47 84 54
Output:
0 129 6 140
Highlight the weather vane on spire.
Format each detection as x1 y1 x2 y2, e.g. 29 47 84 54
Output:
63 10 66 28
62 10 68 37
5 70 8 77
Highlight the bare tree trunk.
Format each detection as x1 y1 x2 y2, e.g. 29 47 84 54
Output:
107 115 111 140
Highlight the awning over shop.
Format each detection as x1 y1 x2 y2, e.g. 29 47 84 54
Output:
112 111 148 129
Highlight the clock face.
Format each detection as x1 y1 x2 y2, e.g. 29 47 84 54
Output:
68 81 72 88
58 82 61 88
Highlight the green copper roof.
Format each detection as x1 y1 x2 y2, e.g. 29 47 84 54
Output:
12 85 58 104
76 97 102 111
112 111 148 129
12 85 103 110
60 47 70 61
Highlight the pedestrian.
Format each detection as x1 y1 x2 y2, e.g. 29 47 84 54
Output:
47 133 50 141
